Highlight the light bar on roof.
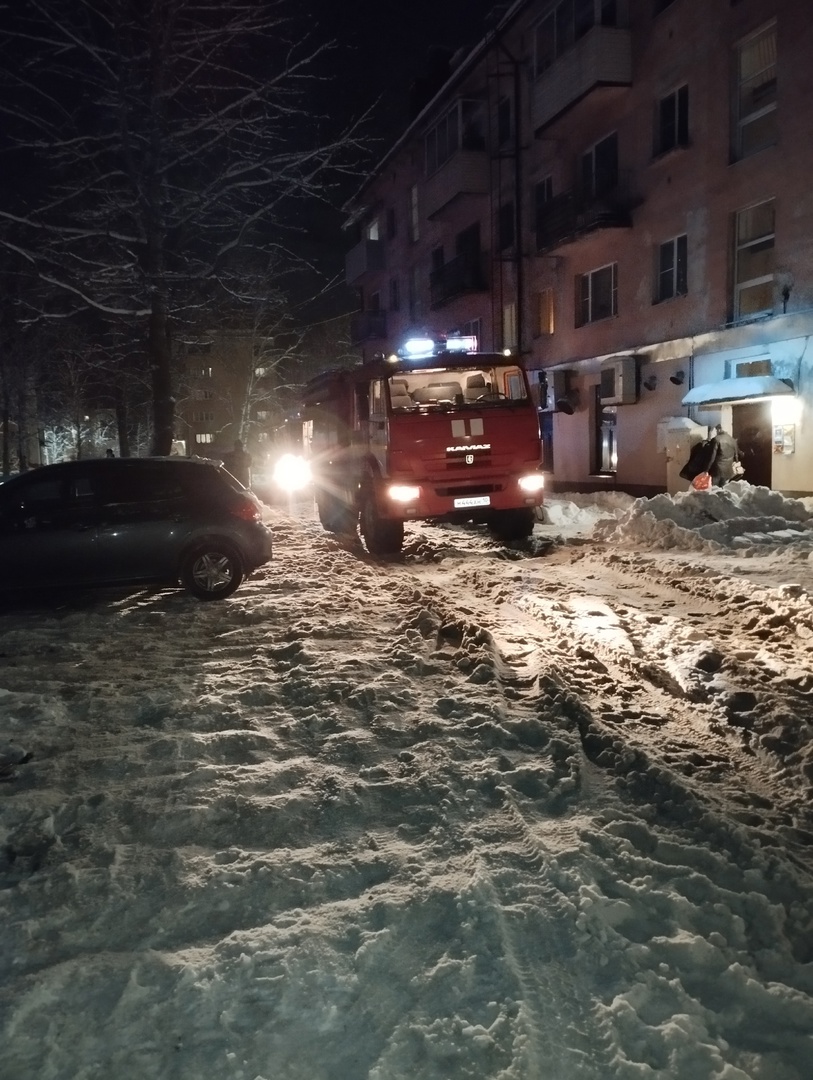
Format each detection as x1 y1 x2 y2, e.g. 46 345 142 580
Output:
401 337 436 358
445 335 478 352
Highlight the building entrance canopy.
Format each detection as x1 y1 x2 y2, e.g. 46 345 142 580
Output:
682 376 794 408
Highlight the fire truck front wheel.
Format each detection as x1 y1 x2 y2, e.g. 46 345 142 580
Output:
317 493 358 535
488 508 536 542
360 496 404 556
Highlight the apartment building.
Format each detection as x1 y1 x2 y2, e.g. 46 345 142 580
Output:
175 331 278 466
343 0 813 496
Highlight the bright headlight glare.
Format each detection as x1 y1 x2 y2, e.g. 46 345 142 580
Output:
272 453 311 492
387 484 421 503
518 473 545 493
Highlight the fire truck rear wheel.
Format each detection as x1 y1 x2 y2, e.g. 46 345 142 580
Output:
360 498 404 555
317 495 358 535
488 508 536 542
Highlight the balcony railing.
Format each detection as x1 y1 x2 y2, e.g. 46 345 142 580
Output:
424 149 490 219
535 175 637 253
531 25 632 130
350 310 388 344
429 252 490 309
345 238 385 285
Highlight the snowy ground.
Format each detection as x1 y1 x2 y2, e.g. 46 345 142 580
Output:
1 482 813 1080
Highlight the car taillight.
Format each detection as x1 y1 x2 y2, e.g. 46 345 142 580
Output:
230 496 262 522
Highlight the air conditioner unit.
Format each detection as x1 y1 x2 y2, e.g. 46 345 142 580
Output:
599 356 637 405
540 369 576 413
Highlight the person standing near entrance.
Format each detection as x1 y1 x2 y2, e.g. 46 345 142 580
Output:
223 439 252 488
709 424 740 487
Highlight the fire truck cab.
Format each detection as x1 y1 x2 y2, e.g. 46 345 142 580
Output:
301 334 544 555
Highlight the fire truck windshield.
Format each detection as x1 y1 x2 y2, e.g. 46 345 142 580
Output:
387 365 528 411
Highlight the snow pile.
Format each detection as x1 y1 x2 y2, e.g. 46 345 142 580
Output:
591 481 813 555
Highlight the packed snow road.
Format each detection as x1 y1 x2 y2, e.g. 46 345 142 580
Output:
1 501 812 1080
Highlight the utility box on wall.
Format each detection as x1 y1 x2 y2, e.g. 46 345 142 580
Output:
542 369 574 412
599 356 637 405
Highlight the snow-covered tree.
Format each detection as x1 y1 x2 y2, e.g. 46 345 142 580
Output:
0 0 367 454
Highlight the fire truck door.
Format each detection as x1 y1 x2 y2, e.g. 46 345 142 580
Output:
368 379 388 471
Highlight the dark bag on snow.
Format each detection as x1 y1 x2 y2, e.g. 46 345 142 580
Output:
679 439 718 481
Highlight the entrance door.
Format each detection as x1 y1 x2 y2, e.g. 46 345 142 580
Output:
732 401 772 487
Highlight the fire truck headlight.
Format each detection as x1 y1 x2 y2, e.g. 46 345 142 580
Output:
387 484 421 503
518 473 545 494
273 453 312 492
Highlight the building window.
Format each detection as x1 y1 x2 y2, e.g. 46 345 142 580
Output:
534 1 620 77
497 96 512 147
456 317 483 346
409 185 420 242
193 388 214 400
365 218 380 241
368 291 381 313
655 85 689 155
734 23 777 160
254 366 267 377
535 289 555 335
195 433 214 445
734 199 774 320
534 176 553 249
408 266 421 320
502 302 517 351
192 411 215 422
195 365 213 378
256 410 269 421
582 133 618 197
498 200 515 251
389 278 400 312
655 234 688 302
424 100 485 175
576 263 617 326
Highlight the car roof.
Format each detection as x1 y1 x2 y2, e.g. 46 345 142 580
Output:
2 457 223 484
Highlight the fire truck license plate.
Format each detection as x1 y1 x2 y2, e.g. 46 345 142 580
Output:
454 495 491 508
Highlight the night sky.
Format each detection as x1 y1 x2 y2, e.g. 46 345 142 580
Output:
314 0 504 142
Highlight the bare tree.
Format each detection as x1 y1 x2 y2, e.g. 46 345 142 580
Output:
0 0 368 454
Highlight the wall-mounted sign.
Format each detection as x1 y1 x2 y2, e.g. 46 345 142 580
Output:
773 424 795 455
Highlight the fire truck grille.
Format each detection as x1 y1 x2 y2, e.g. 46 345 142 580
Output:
435 483 502 498
445 451 491 466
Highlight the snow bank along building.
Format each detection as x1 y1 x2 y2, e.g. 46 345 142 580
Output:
343 0 813 498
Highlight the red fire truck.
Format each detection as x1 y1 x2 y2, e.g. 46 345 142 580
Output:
300 334 544 555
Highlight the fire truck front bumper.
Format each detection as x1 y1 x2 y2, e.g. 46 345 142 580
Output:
381 472 545 520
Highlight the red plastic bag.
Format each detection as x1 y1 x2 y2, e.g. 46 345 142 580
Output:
691 471 712 491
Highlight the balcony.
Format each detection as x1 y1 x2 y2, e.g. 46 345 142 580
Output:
345 238 385 285
429 252 490 309
424 149 490 219
531 26 632 131
350 310 388 345
535 175 637 253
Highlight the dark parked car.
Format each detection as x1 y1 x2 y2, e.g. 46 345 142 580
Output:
0 457 273 600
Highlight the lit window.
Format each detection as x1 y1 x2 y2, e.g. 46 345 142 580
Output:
734 23 777 160
195 433 214 444
366 218 380 241
655 235 687 302
535 289 555 335
576 263 617 326
734 200 774 320
255 366 267 377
